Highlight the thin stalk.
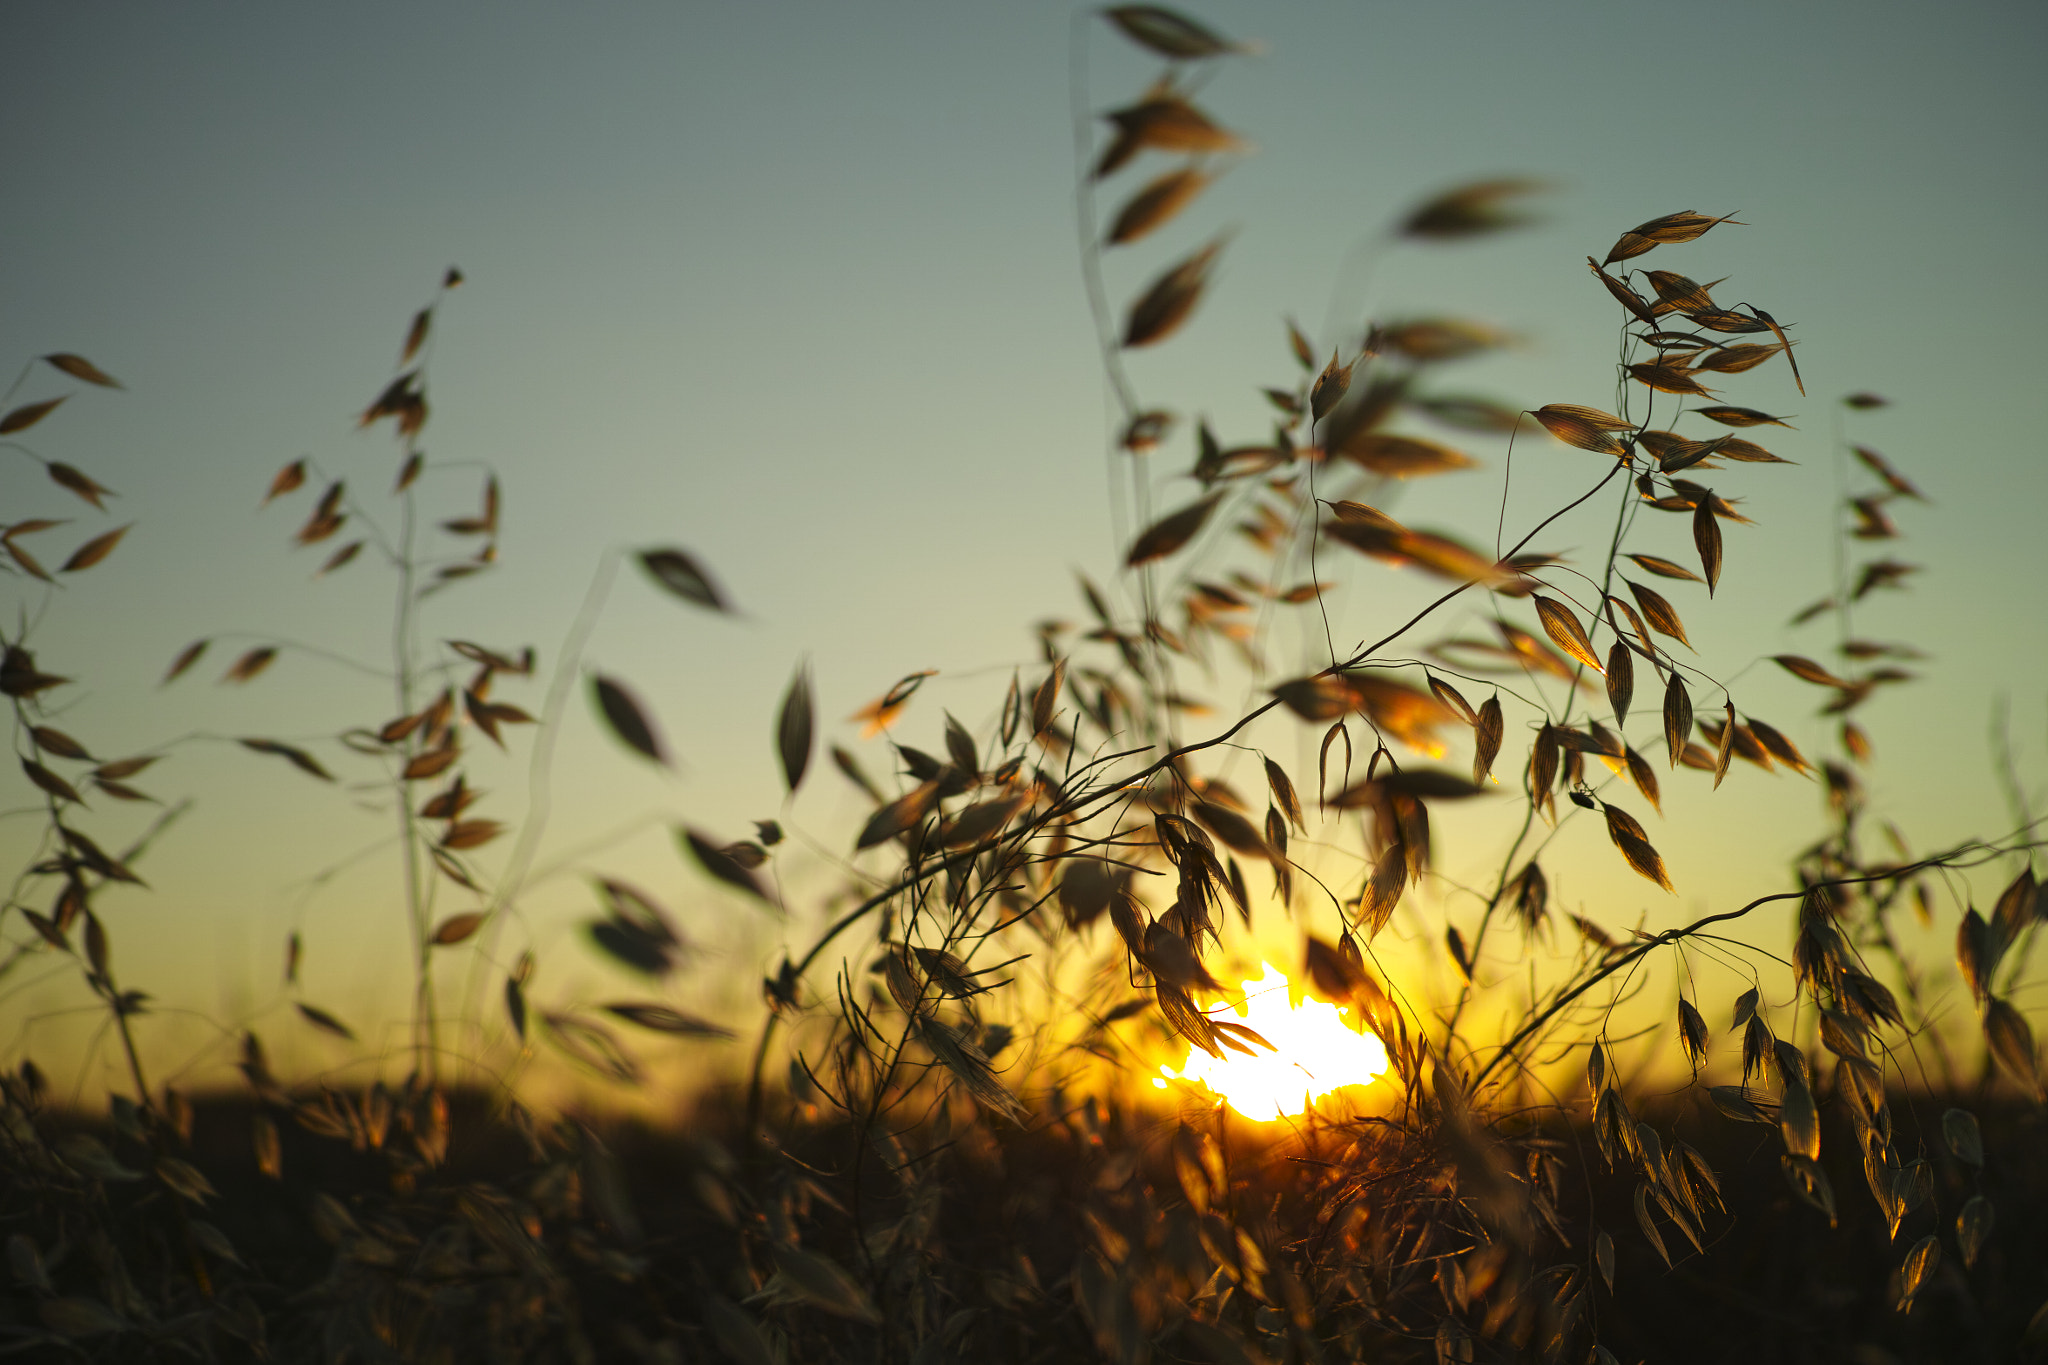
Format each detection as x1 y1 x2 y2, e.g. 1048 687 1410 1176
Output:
1047 460 1633 833
1830 404 1854 657
392 462 434 1082
109 984 151 1112
468 548 623 1018
1448 460 1636 1047
1472 846 2005 1091
7 679 154 1109
743 844 986 1142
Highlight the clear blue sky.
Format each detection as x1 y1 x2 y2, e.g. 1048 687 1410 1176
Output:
4 2 2044 1098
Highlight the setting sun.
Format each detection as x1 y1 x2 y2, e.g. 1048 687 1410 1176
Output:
1155 963 1390 1122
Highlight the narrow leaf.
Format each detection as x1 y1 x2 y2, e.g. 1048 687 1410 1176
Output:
592 675 667 766
1626 579 1691 648
1401 179 1543 239
1714 701 1736 788
1310 350 1354 423
1663 674 1692 768
1985 998 2039 1096
238 738 333 781
682 827 775 904
1122 239 1224 348
430 912 487 945
49 463 113 508
1852 445 1925 500
1473 695 1503 785
295 1003 356 1041
1628 361 1714 396
1678 999 1711 1072
603 1002 735 1038
1957 1196 1993 1270
1779 1074 1821 1160
5 538 51 581
31 726 90 760
1533 596 1602 672
1606 640 1634 726
1625 746 1661 812
1032 659 1066 735
0 397 64 435
1747 717 1808 773
1898 1235 1940 1311
1359 843 1407 940
316 540 363 577
1107 167 1210 245
1773 654 1847 688
1096 95 1243 177
638 549 731 612
1532 407 1627 456
44 354 122 388
1692 495 1723 593
1427 674 1477 726
1944 1108 1983 1166
1263 756 1302 830
1273 674 1353 721
1589 258 1661 321
1634 1183 1672 1268
1627 552 1702 582
1127 493 1223 566
857 781 939 850
59 525 130 573
162 639 209 685
401 307 431 363
1604 803 1672 891
1696 406 1794 429
777 662 814 793
1104 5 1242 59
21 758 81 804
221 646 277 683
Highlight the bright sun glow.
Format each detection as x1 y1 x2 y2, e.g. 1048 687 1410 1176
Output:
1153 963 1389 1122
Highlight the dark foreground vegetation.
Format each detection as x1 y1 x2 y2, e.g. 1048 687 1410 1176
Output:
5 7 2046 1362
4 1081 2044 1362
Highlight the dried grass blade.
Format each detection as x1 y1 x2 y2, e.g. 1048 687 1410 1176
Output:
1122 239 1225 348
1107 167 1210 245
1604 803 1671 891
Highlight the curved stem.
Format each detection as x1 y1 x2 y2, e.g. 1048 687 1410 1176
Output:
1471 845 2007 1091
495 547 622 907
743 844 986 1141
391 454 434 1082
462 547 623 1035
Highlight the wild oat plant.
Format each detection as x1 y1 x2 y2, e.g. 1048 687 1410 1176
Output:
3 7 2045 1363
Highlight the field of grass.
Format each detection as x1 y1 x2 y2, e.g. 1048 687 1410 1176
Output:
4 8 2045 1362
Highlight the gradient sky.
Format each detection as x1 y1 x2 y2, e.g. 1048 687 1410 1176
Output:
5 2 2045 1102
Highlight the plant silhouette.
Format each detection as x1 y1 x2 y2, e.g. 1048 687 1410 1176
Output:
1 8 2043 1360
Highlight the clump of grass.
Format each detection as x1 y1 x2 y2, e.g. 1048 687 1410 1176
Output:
4 6 2046 1361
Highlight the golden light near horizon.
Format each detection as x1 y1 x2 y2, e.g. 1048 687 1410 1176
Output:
1154 963 1389 1122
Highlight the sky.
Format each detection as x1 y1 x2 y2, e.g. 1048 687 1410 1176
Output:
4 1 2045 1105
